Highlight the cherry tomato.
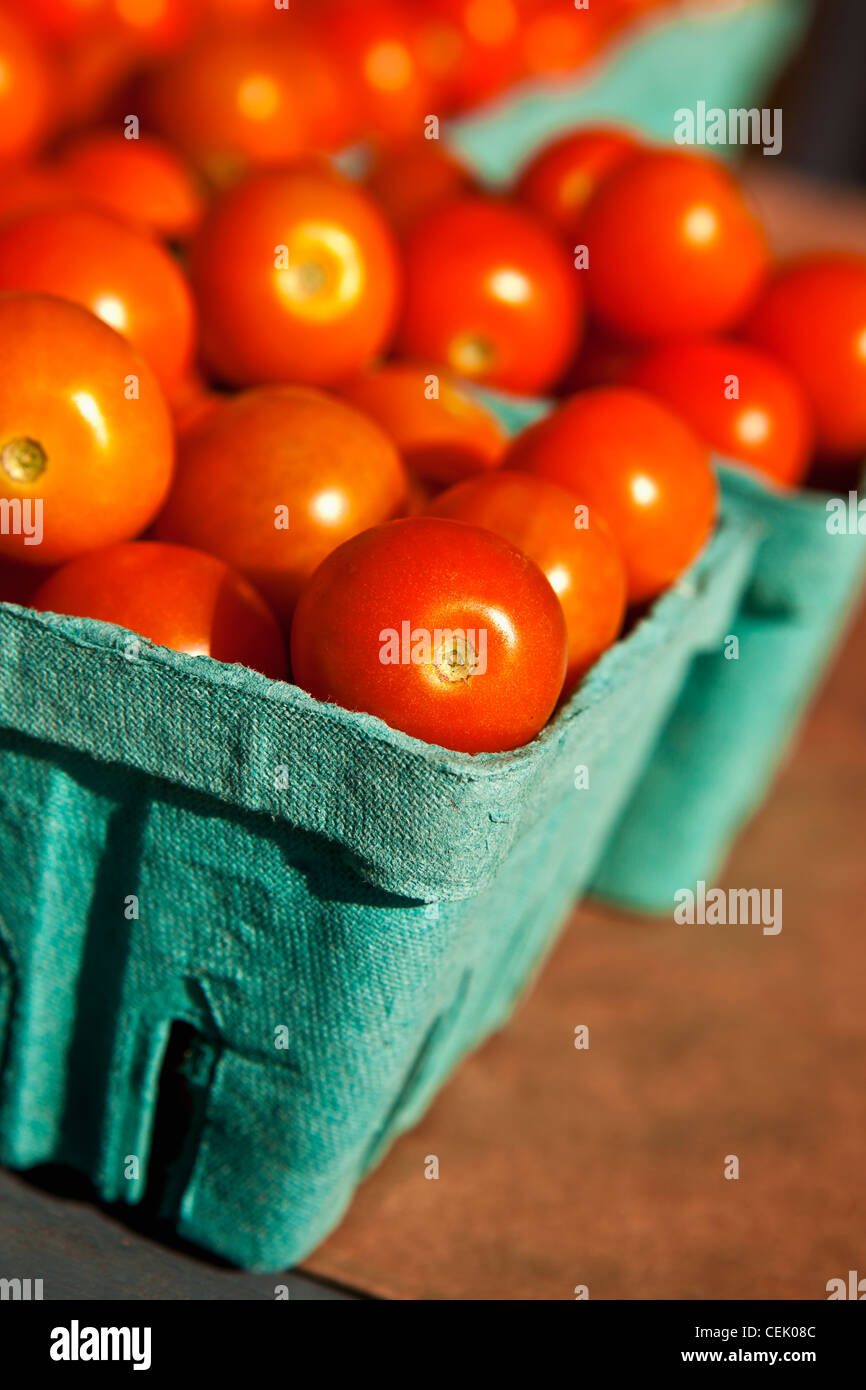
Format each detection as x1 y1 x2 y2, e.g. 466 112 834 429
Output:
744 254 866 462
365 139 475 237
628 338 813 488
582 149 769 342
413 0 522 112
54 129 204 241
507 386 717 604
515 0 609 80
154 385 407 624
0 293 174 567
0 10 53 165
397 196 583 394
291 516 567 753
340 363 506 488
190 165 401 388
146 25 349 183
0 205 196 393
514 126 641 240
30 541 287 678
427 470 626 692
314 0 433 142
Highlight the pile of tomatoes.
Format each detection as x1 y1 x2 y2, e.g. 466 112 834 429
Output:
1 1 865 755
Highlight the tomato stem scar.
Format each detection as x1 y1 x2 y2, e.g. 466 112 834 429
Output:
1 436 47 483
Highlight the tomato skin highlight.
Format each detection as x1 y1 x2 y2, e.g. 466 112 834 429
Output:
291 517 567 754
396 195 584 394
743 253 866 463
507 386 717 605
581 149 769 343
190 165 401 388
340 362 506 489
153 385 407 626
0 292 174 568
628 338 814 489
0 205 196 393
427 470 626 693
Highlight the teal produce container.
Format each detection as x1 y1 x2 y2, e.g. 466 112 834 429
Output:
591 466 866 911
0 502 757 1270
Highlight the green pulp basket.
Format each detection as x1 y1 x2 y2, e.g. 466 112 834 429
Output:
592 467 866 911
0 507 757 1270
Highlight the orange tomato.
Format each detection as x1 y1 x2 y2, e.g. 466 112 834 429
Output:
582 149 769 342
54 129 204 240
427 470 627 692
340 362 506 488
0 205 196 393
154 385 407 624
514 126 641 240
397 195 583 394
0 293 174 567
516 0 609 79
0 10 53 165
146 23 352 181
508 386 717 604
190 165 401 388
30 541 287 678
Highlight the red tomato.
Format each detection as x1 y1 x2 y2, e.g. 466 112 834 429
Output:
30 542 286 678
628 338 814 488
0 292 174 567
0 10 53 165
507 386 717 604
414 0 522 112
427 470 626 692
291 516 567 753
0 205 196 393
154 385 407 624
314 0 434 141
365 139 475 237
514 126 641 240
340 362 506 488
54 129 204 240
744 254 866 462
582 149 769 342
397 196 583 394
146 26 350 182
190 165 401 388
